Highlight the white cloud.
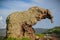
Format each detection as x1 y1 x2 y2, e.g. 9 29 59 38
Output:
31 0 41 3
0 16 3 21
2 1 37 10
31 0 45 4
0 16 6 29
0 21 6 29
1 1 38 15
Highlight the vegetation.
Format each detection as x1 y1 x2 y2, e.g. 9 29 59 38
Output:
0 37 31 40
21 37 31 40
44 26 60 34
35 33 45 38
0 26 60 40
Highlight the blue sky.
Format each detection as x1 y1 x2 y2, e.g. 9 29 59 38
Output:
0 0 60 29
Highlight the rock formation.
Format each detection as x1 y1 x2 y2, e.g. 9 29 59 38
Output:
6 6 53 40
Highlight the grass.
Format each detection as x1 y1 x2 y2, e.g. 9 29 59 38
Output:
21 37 31 40
2 37 31 40
35 33 45 38
0 34 45 40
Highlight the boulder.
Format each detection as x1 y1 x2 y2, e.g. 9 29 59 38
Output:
6 6 53 40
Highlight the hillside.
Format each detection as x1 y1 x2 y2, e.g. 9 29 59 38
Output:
0 26 60 36
0 28 48 37
44 26 60 34
34 28 48 34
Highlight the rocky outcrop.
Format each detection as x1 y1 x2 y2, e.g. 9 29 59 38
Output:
6 6 53 40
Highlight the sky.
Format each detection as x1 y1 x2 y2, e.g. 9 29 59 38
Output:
0 0 60 29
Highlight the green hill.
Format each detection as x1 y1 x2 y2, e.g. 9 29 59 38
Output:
34 28 48 34
44 26 60 34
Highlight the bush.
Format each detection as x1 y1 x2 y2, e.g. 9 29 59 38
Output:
22 37 31 40
35 34 45 37
3 37 31 40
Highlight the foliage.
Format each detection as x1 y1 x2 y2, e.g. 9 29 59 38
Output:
21 37 31 40
3 37 31 40
6 37 21 40
45 26 60 34
0 36 5 40
35 34 45 37
0 37 31 40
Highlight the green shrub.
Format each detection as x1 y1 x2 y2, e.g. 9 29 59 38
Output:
36 34 45 37
7 37 15 40
22 37 31 40
3 37 31 40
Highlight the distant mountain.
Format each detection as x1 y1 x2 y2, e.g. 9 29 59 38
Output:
34 28 48 34
0 29 6 37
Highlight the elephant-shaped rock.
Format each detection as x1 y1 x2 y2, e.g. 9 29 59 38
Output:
6 6 53 40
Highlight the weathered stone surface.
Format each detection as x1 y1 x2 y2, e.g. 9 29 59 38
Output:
6 6 53 40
